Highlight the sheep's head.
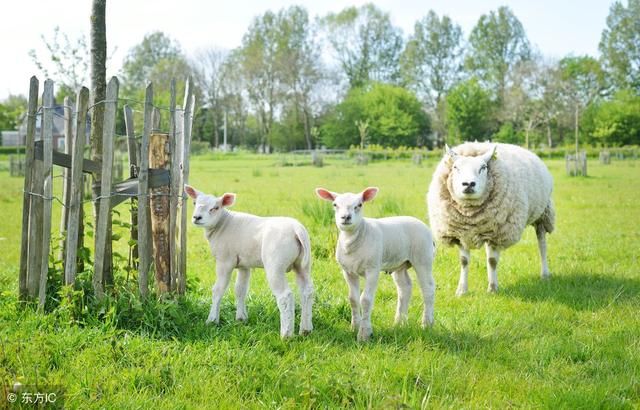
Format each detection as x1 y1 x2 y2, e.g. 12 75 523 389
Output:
315 187 378 232
184 185 235 229
445 144 497 201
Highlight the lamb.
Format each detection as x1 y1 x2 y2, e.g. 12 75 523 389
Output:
426 142 555 296
316 187 435 342
185 185 314 338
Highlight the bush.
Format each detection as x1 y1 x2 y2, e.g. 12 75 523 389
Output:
190 141 210 156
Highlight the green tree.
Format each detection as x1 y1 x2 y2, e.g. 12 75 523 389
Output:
321 3 403 88
466 6 531 104
193 48 228 147
599 0 640 92
321 83 430 148
586 89 640 145
0 95 27 130
446 78 494 143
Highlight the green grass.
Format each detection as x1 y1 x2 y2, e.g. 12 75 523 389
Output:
0 154 639 408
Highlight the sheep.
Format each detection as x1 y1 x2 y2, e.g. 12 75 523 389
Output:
316 187 435 342
426 142 555 296
185 185 314 338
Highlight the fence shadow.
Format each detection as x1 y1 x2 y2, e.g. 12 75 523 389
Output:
501 272 640 311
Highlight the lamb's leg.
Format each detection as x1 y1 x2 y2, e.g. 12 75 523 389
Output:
485 243 500 293
234 268 251 321
265 267 295 338
414 261 435 328
536 223 551 279
294 267 314 335
342 270 361 331
456 247 471 296
207 264 234 324
391 269 412 325
358 269 380 342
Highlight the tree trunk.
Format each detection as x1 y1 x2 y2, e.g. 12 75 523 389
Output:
575 105 580 175
546 123 552 148
90 0 112 287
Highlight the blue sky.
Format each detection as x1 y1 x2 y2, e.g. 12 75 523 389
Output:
0 0 616 100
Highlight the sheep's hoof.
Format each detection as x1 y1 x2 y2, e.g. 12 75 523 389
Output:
541 272 552 280
487 284 498 293
455 287 467 297
299 328 313 336
357 327 373 342
235 312 248 322
280 331 295 339
205 317 220 325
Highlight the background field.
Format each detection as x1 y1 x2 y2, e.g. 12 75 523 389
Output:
0 153 639 408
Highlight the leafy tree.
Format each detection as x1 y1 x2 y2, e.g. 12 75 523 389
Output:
586 89 640 145
321 3 403 88
321 83 430 148
445 78 494 143
400 11 464 109
193 48 228 147
466 6 531 104
0 95 27 130
599 0 640 92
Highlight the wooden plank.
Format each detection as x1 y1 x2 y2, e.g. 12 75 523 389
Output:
152 107 161 131
38 79 55 309
64 87 90 286
34 140 101 173
138 83 153 297
19 76 39 301
150 133 171 293
59 96 74 261
174 105 184 293
93 77 119 299
178 78 194 295
124 105 139 270
168 79 179 291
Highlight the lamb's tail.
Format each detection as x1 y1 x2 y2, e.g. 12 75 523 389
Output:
294 224 312 272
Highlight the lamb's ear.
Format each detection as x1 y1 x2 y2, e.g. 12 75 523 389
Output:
481 144 498 163
315 188 336 202
445 144 458 162
361 187 378 202
221 193 236 207
184 185 199 200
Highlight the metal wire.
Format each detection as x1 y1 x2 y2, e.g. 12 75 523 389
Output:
23 189 187 208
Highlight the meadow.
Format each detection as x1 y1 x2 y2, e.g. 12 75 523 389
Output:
0 152 639 408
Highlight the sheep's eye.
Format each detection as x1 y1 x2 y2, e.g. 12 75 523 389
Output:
192 200 196 205
213 206 220 211
453 166 459 171
332 203 337 208
356 203 362 209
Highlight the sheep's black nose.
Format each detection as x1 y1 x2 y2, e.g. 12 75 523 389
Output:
193 215 202 222
462 181 476 187
341 214 351 222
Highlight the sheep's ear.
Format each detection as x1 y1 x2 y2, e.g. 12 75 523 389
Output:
221 193 236 207
184 185 199 200
361 187 378 202
445 144 458 162
315 188 336 202
482 144 498 163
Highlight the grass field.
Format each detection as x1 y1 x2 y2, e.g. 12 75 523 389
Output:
0 153 639 408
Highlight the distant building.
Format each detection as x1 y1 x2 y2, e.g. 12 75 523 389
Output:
0 130 20 146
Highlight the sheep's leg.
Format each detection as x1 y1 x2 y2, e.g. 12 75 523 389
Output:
414 262 436 328
358 270 380 342
536 223 551 279
265 267 295 338
456 247 471 296
234 268 251 321
485 243 500 293
391 269 412 325
342 270 361 331
294 267 314 335
206 264 234 324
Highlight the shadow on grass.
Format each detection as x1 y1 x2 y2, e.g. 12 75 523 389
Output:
502 272 640 311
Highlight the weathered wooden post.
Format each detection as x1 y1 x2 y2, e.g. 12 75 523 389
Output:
93 77 119 298
59 96 74 261
178 79 194 295
137 83 153 297
124 105 139 269
167 80 181 292
150 132 171 293
599 151 611 165
38 79 55 310
18 77 39 301
64 87 90 286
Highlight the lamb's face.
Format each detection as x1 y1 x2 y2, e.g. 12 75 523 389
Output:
184 185 235 229
316 187 378 232
447 145 497 201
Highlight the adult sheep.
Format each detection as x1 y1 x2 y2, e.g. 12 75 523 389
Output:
426 142 554 295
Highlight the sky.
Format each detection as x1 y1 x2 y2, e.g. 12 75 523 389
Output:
0 0 617 100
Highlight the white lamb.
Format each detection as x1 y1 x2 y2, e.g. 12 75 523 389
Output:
316 187 435 342
185 185 314 338
426 142 555 296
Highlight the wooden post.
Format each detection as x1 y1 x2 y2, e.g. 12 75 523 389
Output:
152 107 161 131
64 87 90 286
19 77 39 301
168 79 180 292
38 79 55 309
150 133 171 293
124 105 139 269
59 96 74 261
93 77 119 298
178 79 194 295
174 105 184 292
138 83 153 297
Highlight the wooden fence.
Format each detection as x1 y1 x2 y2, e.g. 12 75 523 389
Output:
19 76 195 308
